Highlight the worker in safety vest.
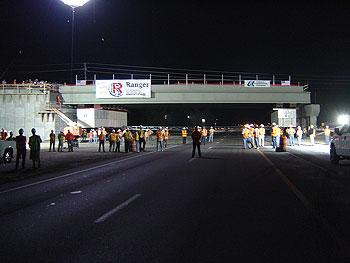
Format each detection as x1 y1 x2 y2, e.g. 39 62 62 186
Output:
182 127 187 144
296 126 303 146
89 130 93 143
201 127 208 145
286 126 296 146
163 127 169 148
149 129 153 141
115 129 122 152
242 125 250 149
271 123 279 149
98 131 106 152
259 124 265 147
139 126 146 152
208 127 215 142
249 124 255 148
156 127 163 152
324 125 331 145
65 130 75 152
109 129 117 152
93 129 97 143
133 130 139 152
123 128 133 153
254 125 260 149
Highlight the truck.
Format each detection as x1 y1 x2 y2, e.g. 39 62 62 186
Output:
0 140 17 164
330 124 350 164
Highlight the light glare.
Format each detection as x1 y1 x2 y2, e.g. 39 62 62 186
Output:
61 0 90 8
338 115 349 125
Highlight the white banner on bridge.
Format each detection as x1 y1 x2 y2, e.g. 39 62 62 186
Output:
244 80 270 87
96 79 151 99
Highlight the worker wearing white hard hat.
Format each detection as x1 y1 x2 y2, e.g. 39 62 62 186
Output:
259 124 265 147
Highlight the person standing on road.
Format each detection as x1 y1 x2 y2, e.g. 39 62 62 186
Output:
123 128 133 153
148 129 153 142
66 130 74 152
191 126 202 158
15 128 26 169
163 128 169 148
208 127 215 142
201 126 208 145
156 127 163 152
134 130 140 152
242 125 250 149
309 125 316 146
287 126 296 146
109 129 117 152
139 126 146 152
58 131 65 152
276 125 281 148
99 132 106 152
271 123 278 149
89 130 93 143
49 130 55 152
324 125 331 144
182 127 187 144
254 125 260 149
28 128 42 169
296 126 303 146
93 129 98 143
259 124 265 147
115 129 122 152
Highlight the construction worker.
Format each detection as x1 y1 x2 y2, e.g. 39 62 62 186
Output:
309 125 316 146
1 128 7 140
57 131 65 152
182 127 187 144
163 127 169 148
88 130 93 143
123 128 133 153
139 126 146 152
324 125 331 144
249 124 255 148
28 128 42 169
201 126 208 145
65 130 74 152
115 129 122 152
93 129 98 143
242 125 250 149
191 126 202 158
99 131 106 152
15 128 26 170
296 126 303 146
49 130 55 152
6 131 15 141
149 129 153 141
276 125 281 148
109 129 117 152
156 127 163 152
208 127 215 142
271 123 278 149
82 129 87 142
254 125 260 149
287 126 296 146
259 124 265 147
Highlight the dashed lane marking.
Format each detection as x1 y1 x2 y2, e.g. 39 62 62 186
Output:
94 194 142 223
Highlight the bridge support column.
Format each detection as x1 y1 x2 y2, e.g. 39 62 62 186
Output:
297 104 320 127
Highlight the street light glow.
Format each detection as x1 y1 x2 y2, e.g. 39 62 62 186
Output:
338 115 350 125
61 0 90 8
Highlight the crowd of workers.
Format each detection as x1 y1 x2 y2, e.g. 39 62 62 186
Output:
241 123 331 149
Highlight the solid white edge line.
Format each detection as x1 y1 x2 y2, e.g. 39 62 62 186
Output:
0 145 180 195
188 158 196 163
94 194 142 223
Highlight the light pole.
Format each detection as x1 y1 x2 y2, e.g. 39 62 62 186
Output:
61 0 90 83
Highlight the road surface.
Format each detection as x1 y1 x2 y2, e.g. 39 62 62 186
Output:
1 132 350 262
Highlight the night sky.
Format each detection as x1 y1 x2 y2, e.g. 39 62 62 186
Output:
1 1 349 125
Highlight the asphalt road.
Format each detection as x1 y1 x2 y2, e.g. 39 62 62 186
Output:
1 132 350 262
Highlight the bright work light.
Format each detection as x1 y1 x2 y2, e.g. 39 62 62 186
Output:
61 0 90 8
338 115 350 125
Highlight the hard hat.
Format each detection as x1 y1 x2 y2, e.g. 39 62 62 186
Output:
112 129 115 133
260 124 264 127
326 125 329 128
272 122 276 126
210 127 213 128
250 124 254 127
117 129 121 132
183 127 186 129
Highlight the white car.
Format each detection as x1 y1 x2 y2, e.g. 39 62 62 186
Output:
330 124 350 164
0 140 16 163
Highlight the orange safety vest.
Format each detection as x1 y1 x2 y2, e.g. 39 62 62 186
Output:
271 127 278 137
156 130 163 140
164 130 169 140
209 129 214 135
124 131 132 140
324 128 330 136
110 133 117 141
242 128 249 138
254 128 260 138
139 129 144 138
249 128 254 137
296 129 303 137
287 128 295 135
182 130 187 137
202 129 207 137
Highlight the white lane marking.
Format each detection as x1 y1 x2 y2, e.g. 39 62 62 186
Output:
94 194 142 223
208 147 212 150
188 158 196 163
0 146 180 195
70 191 82 194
